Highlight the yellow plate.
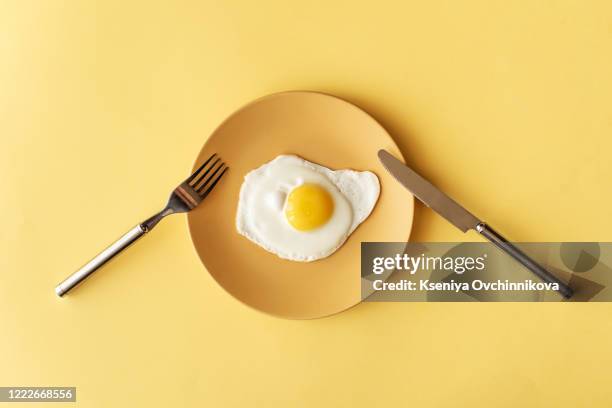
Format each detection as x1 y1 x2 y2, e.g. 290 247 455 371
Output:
188 91 414 319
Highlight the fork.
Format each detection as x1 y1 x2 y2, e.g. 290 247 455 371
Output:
55 153 228 297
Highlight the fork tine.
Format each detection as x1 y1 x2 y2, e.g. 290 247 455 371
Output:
197 165 228 198
187 153 217 184
191 157 220 188
196 161 224 192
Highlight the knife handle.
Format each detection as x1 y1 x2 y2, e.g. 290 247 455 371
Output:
476 223 573 299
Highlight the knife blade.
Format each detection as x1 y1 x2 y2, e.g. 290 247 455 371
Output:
378 149 480 232
377 149 573 299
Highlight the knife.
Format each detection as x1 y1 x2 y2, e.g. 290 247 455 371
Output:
378 149 573 299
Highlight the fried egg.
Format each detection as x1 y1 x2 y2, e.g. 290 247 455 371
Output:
236 155 380 261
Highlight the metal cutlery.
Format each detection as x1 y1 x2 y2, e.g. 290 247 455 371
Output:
55 153 228 297
378 149 573 298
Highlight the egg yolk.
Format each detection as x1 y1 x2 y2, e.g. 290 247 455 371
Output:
285 183 334 231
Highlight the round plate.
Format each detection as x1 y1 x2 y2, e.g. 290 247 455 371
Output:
188 91 414 319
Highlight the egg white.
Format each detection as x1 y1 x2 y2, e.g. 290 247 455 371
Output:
236 155 380 262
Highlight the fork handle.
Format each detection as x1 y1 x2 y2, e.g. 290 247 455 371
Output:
55 224 146 297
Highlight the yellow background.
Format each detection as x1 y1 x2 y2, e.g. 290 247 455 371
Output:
2 0 612 406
